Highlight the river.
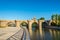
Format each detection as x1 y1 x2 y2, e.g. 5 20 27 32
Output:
29 28 60 40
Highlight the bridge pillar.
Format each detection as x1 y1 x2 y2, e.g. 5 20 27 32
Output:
39 20 44 30
28 20 32 30
15 20 20 27
39 20 42 30
28 20 32 35
49 20 52 26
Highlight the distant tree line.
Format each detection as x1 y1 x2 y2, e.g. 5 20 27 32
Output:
38 14 60 27
51 14 60 27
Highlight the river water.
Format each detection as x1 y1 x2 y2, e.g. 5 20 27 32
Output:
29 28 60 40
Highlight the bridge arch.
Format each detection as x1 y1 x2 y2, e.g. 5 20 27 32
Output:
32 22 38 30
7 22 16 27
42 22 49 28
20 21 28 29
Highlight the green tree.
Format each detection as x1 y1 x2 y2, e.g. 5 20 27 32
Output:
51 14 55 20
51 14 60 26
38 17 45 20
58 15 60 21
58 15 60 26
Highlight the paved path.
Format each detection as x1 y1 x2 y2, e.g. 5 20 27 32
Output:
7 27 24 40
0 27 21 40
0 27 30 40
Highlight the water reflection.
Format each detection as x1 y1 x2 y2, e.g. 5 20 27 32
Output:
29 28 60 40
39 29 44 40
29 29 32 37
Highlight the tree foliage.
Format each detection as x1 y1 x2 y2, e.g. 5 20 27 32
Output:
51 14 60 26
38 17 45 20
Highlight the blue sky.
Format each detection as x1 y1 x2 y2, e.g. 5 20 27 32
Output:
0 0 60 20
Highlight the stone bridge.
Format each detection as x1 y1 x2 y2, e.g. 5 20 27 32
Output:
0 18 53 30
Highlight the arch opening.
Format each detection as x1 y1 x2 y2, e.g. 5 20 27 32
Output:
7 22 16 27
20 22 28 29
32 22 38 31
42 22 49 28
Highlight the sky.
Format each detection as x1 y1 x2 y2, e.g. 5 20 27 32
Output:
0 0 60 20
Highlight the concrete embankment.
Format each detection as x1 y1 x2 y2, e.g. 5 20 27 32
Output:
22 27 30 40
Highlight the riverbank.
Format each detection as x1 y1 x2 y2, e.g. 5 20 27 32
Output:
45 26 60 30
